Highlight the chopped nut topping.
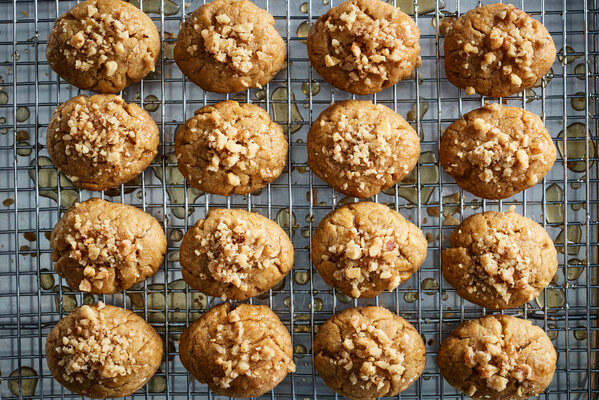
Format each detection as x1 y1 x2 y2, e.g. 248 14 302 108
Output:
195 13 257 73
323 3 410 81
54 302 137 384
194 212 283 291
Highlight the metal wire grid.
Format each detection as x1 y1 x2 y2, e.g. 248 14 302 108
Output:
0 0 597 398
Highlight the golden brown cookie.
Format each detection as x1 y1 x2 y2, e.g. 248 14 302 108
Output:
174 0 285 93
308 100 420 198
312 202 427 298
314 306 425 400
46 0 160 93
444 3 556 97
180 208 294 300
175 100 287 196
179 303 295 397
50 198 166 294
47 94 160 191
307 0 420 95
439 103 556 200
437 314 557 400
46 302 163 398
442 211 557 309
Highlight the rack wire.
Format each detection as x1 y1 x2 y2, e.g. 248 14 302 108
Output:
0 0 597 398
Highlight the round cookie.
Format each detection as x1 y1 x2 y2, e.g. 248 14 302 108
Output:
444 3 556 97
437 314 557 400
442 211 557 309
312 202 427 298
51 198 166 294
47 94 160 191
46 302 163 398
180 208 294 300
175 100 287 196
314 306 425 399
46 0 160 93
174 0 285 93
307 0 420 95
179 303 295 397
439 103 556 200
308 100 420 198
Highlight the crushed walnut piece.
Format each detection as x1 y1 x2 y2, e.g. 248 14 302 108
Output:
193 213 281 291
323 3 410 82
59 2 155 73
463 328 534 393
53 302 137 384
64 204 143 292
58 97 144 178
193 13 262 73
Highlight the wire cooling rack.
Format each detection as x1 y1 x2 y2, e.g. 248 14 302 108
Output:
0 0 597 398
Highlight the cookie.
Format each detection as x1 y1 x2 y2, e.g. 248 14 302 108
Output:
51 198 166 294
308 100 420 198
444 3 556 97
175 100 287 196
47 94 160 191
46 0 160 93
174 0 285 93
442 211 557 309
439 103 556 200
437 314 557 400
307 0 420 95
46 302 163 398
314 306 425 399
179 303 295 397
180 208 294 300
312 202 427 298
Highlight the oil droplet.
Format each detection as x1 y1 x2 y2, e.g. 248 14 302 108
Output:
149 374 167 393
535 68 554 88
0 91 8 104
421 278 439 294
555 225 581 256
574 328 588 340
293 344 307 358
29 157 78 208
255 89 266 100
276 207 297 230
143 95 160 112
335 289 353 303
310 298 324 312
8 367 38 397
232 93 246 102
545 324 558 340
571 92 585 111
406 98 430 130
517 88 538 103
301 81 321 97
574 63 586 80
129 0 179 15
556 123 596 173
441 192 460 217
535 287 566 309
404 289 418 303
558 46 578 65
16 106 30 122
384 151 438 204
571 175 585 190
323 0 329 5
294 324 311 333
283 296 291 308
296 21 309 44
40 268 55 290
567 258 585 281
17 141 32 156
395 0 445 15
271 86 304 134
152 152 204 219
169 228 184 242
53 285 78 313
300 2 309 13
83 294 96 305
293 270 310 285
545 184 563 223
167 250 180 262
